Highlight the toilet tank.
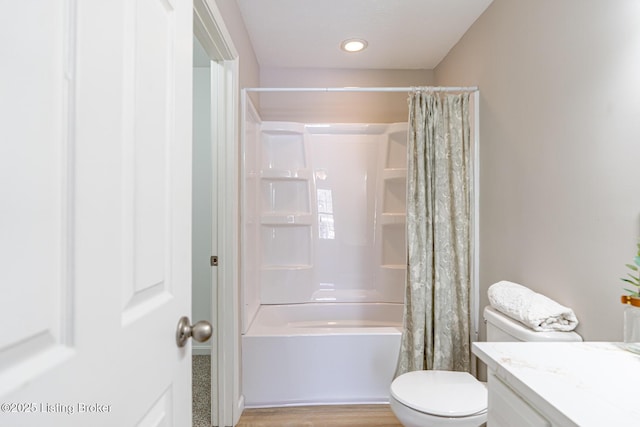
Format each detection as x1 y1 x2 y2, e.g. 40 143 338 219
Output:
484 306 582 342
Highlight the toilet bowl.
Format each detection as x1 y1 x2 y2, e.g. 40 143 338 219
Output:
390 370 487 427
390 306 583 426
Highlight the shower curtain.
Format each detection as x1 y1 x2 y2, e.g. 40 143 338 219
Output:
395 90 472 376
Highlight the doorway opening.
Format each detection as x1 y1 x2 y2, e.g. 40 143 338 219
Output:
192 1 241 424
192 34 215 427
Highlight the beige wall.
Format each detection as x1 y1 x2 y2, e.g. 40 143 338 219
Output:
435 0 640 341
211 1 434 123
257 67 434 122
214 0 260 89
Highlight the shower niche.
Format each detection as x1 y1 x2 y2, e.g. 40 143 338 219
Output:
242 101 408 327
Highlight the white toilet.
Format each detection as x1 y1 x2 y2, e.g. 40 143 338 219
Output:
389 306 582 427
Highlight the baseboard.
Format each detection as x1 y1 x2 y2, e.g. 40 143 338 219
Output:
234 395 245 426
193 344 212 356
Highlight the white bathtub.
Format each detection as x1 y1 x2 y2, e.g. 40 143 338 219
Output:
241 303 403 408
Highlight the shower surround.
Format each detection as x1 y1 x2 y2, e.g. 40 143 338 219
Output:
241 102 407 406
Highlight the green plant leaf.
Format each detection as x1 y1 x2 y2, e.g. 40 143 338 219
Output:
624 288 640 297
635 256 640 267
622 278 640 286
627 273 640 284
627 263 639 272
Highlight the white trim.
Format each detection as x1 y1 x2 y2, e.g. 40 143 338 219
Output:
469 91 481 377
212 58 239 427
193 0 237 60
193 1 239 426
217 59 242 426
239 89 247 335
209 60 222 425
473 90 480 345
193 345 212 356
236 395 245 424
239 90 263 335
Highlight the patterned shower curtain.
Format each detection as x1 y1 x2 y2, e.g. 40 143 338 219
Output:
395 90 472 376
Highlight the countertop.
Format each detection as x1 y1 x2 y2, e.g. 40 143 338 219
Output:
472 341 640 426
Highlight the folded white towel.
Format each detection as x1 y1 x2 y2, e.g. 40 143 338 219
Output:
488 281 579 332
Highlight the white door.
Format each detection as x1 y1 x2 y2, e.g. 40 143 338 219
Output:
1 1 195 426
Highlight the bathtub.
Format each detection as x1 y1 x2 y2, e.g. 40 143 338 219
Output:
241 302 403 408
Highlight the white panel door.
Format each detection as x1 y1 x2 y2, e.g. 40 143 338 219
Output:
0 1 194 426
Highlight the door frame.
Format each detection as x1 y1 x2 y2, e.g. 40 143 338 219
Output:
193 1 241 426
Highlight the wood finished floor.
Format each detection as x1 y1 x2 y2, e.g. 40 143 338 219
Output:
236 404 403 427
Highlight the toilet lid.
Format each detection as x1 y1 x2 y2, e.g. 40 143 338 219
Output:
390 370 487 417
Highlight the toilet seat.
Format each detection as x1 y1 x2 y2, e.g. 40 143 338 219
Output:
390 370 487 418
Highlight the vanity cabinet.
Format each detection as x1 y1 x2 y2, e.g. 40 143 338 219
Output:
487 372 550 427
473 342 640 427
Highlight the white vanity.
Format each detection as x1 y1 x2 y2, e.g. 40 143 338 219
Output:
473 341 640 426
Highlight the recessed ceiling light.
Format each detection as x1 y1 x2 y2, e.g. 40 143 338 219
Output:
340 38 368 53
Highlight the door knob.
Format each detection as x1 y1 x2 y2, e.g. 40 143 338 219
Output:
176 316 213 347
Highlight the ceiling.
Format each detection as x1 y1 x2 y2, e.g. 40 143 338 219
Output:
236 0 494 70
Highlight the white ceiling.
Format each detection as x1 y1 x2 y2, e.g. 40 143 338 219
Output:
236 0 494 70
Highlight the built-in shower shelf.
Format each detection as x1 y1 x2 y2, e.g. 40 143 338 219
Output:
380 213 406 224
260 213 313 225
260 169 311 180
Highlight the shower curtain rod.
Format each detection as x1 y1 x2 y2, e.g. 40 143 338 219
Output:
243 86 478 93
